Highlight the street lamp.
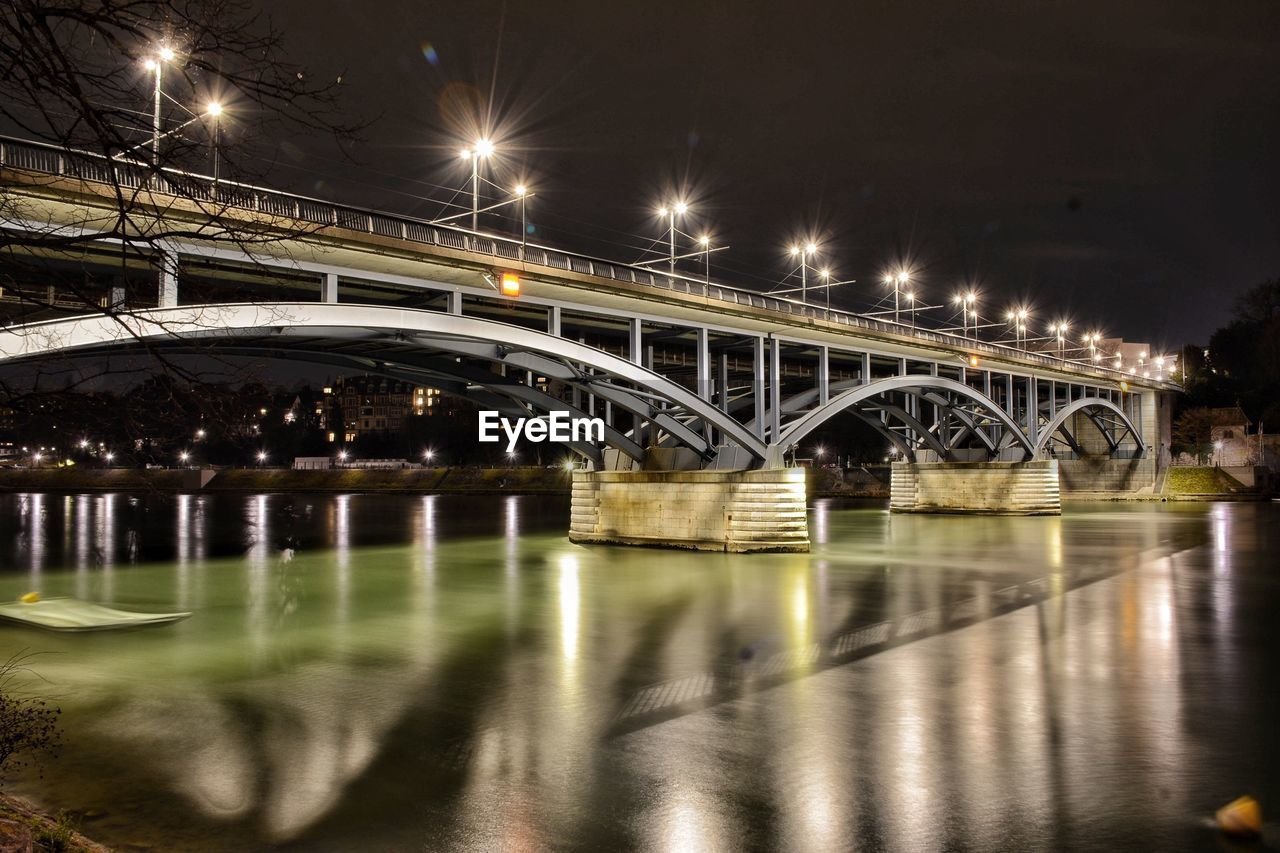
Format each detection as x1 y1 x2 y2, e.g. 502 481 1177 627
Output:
1005 308 1030 349
515 184 528 250
699 234 712 284
657 201 690 274
1083 331 1103 363
459 139 496 231
885 271 909 324
788 241 819 303
1048 322 1070 361
256 451 267 466
952 291 977 337
206 101 223 184
179 450 191 467
143 45 177 164
422 448 435 466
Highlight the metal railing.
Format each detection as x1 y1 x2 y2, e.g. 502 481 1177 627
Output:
0 135 1173 388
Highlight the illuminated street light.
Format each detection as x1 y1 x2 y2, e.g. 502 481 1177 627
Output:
1005 307 1031 349
787 242 819 303
657 201 691 274
143 45 179 164
515 184 528 249
699 234 712 284
952 291 978 338
206 102 224 184
256 451 267 466
1048 321 1070 361
460 139 496 231
886 271 910 324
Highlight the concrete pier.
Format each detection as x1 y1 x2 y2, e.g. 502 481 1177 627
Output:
890 460 1061 515
569 468 809 552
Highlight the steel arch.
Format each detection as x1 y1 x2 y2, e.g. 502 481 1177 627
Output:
0 303 771 465
1034 397 1144 459
772 375 1036 464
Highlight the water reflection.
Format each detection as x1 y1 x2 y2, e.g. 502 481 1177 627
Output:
0 494 1269 851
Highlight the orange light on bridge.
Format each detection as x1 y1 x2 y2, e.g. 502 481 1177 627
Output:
968 355 980 367
500 272 521 297
1119 380 1130 392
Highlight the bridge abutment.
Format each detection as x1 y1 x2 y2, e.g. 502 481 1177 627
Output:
569 468 809 552
890 460 1061 515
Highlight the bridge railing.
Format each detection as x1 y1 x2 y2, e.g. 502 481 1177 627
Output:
0 135 1170 388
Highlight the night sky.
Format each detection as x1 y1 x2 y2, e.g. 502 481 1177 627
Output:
262 0 1279 350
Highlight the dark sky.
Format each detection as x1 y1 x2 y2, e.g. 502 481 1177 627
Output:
263 0 1279 350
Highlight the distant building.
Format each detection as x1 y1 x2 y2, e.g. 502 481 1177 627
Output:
1207 405 1249 443
323 375 440 442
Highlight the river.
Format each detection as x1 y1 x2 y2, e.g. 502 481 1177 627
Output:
0 492 1275 851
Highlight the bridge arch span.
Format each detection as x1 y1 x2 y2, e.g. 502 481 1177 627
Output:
0 303 771 467
773 375 1036 464
1034 397 1144 459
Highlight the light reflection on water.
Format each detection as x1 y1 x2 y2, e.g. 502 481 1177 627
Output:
0 493 1273 851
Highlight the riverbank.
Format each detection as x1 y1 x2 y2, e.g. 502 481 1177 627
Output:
0 793 109 852
0 466 573 495
0 466 899 499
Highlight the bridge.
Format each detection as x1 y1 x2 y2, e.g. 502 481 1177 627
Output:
0 137 1176 552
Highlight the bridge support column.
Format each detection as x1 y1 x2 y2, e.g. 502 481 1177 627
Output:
321 273 338 303
569 468 808 552
890 460 1060 515
158 251 179 308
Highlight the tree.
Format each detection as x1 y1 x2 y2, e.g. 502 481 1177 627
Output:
0 654 61 784
0 0 363 438
1207 278 1280 424
1172 407 1215 464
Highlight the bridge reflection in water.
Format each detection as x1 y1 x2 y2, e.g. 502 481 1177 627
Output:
0 493 1272 851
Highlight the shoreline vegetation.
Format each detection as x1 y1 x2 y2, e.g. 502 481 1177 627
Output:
0 792 109 852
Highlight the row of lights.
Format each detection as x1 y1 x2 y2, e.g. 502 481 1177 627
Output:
136 41 1169 381
452 139 1176 379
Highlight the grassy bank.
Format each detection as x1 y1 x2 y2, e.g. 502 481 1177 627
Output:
0 466 573 495
1164 466 1247 496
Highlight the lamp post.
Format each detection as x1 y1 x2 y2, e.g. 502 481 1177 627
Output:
459 139 495 231
1006 308 1030 349
884 271 909 324
1049 322 1069 361
788 242 818 303
656 201 690 274
143 46 176 164
206 102 223 185
699 234 712 284
515 184 528 250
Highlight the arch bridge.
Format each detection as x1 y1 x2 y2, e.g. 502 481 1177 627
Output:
0 138 1176 548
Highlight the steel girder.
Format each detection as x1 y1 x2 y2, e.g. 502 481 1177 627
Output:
0 303 770 466
770 375 1037 465
1034 397 1144 459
